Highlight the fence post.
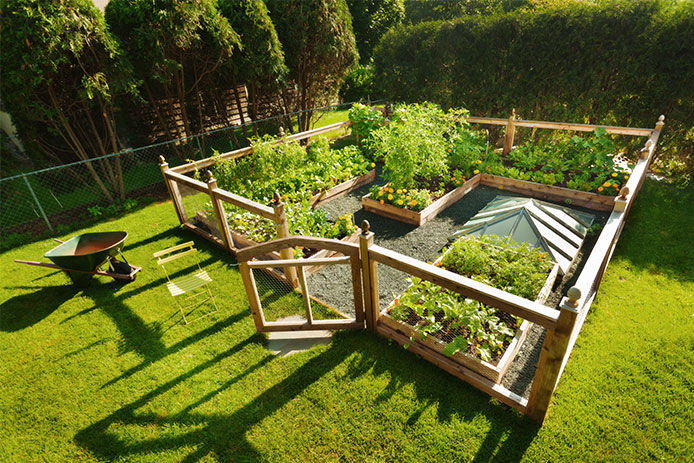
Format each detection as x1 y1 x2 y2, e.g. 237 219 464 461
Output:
22 174 54 233
272 191 298 287
502 108 516 156
526 286 581 422
358 220 379 332
159 156 187 224
206 171 234 251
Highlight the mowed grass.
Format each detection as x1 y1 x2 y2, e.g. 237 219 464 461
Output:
0 179 691 462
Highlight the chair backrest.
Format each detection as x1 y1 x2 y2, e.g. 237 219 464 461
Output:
153 241 201 279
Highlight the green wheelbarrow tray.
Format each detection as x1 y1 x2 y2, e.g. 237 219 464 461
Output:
15 231 142 287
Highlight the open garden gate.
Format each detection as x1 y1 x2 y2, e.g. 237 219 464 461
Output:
236 235 367 332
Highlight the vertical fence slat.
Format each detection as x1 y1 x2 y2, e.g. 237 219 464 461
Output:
159 156 187 224
206 171 234 251
525 288 581 422
272 192 298 287
358 221 378 332
502 109 516 156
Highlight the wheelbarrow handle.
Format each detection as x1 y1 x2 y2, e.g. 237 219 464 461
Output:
53 238 65 243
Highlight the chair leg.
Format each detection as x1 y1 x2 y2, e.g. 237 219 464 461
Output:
173 297 189 324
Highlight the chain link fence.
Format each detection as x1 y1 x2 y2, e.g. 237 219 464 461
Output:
1 102 380 247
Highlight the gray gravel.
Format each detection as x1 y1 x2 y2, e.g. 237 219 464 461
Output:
309 170 607 398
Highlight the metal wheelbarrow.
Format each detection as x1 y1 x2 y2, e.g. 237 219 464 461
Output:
15 231 142 287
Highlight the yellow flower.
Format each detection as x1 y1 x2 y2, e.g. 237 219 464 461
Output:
477 160 482 164
406 196 411 200
611 173 618 177
396 189 402 194
396 199 403 205
371 162 376 167
410 200 417 206
473 169 480 174
624 175 629 179
403 189 407 193
603 181 611 187
388 194 393 200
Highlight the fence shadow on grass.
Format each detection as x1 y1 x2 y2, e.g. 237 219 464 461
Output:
0 284 79 331
75 328 540 462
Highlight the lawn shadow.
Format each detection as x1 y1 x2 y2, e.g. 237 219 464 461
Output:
76 329 539 462
0 284 79 331
84 281 167 360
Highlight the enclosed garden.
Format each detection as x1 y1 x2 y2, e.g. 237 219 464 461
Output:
155 102 666 421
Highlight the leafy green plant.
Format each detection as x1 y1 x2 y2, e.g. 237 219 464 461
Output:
348 103 385 154
390 234 554 362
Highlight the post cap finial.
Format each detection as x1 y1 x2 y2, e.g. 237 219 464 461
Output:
658 115 665 122
511 108 516 116
619 186 630 200
566 287 582 307
159 155 166 164
206 170 214 182
360 220 370 234
273 191 281 204
279 126 285 138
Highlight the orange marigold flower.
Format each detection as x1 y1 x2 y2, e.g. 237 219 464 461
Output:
603 182 611 187
380 199 384 204
598 187 604 191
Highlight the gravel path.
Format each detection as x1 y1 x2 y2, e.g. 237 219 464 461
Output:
308 169 607 398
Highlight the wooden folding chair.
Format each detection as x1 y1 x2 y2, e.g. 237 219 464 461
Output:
153 241 218 324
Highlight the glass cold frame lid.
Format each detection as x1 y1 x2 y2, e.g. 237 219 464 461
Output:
448 196 595 274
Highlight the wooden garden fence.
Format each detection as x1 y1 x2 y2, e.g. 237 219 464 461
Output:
160 111 664 422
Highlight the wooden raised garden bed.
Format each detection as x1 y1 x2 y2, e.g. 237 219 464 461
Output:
362 173 614 226
310 169 376 208
378 261 560 383
362 174 482 226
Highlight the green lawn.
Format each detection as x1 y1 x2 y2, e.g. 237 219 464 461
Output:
0 179 691 462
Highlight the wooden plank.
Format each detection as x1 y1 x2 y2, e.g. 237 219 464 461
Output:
359 230 378 332
369 245 560 328
362 175 482 226
479 174 614 212
525 303 579 422
156 248 197 265
377 323 527 413
420 174 481 222
165 171 209 194
171 146 254 173
286 121 351 142
297 266 313 324
239 263 266 331
464 116 652 136
258 319 363 332
273 200 298 287
159 158 187 223
502 110 516 156
247 256 351 268
310 169 377 208
213 188 276 220
350 254 366 326
206 175 234 251
236 236 360 261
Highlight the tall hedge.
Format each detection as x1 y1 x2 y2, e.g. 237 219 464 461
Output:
374 0 694 177
105 0 240 140
0 0 137 201
268 0 359 131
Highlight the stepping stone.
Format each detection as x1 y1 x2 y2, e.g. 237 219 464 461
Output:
266 315 332 356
